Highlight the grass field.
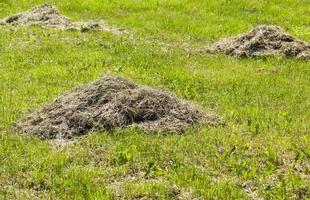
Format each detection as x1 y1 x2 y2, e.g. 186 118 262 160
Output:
0 0 309 199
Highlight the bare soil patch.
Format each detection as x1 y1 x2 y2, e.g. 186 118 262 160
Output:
205 25 310 59
17 76 221 139
0 4 126 35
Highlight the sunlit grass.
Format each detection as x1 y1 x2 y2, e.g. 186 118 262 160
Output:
0 0 309 199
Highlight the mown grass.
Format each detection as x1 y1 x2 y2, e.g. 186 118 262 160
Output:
0 0 309 199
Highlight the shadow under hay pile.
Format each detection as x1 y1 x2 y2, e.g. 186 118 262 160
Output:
205 25 310 59
0 4 126 34
17 77 222 139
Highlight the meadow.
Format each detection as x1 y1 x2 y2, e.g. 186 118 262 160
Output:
0 0 309 199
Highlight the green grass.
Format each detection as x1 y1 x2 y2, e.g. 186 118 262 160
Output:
0 0 309 199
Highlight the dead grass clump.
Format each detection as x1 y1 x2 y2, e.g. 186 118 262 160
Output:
17 77 221 139
205 25 310 59
0 4 126 35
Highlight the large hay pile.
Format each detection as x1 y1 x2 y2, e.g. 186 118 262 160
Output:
17 77 221 139
206 25 310 59
0 4 125 34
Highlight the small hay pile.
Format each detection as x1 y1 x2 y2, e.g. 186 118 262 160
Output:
17 77 221 139
0 4 125 34
206 25 310 59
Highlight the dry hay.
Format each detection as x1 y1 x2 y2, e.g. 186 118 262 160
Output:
0 4 126 34
17 77 222 139
205 25 310 59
